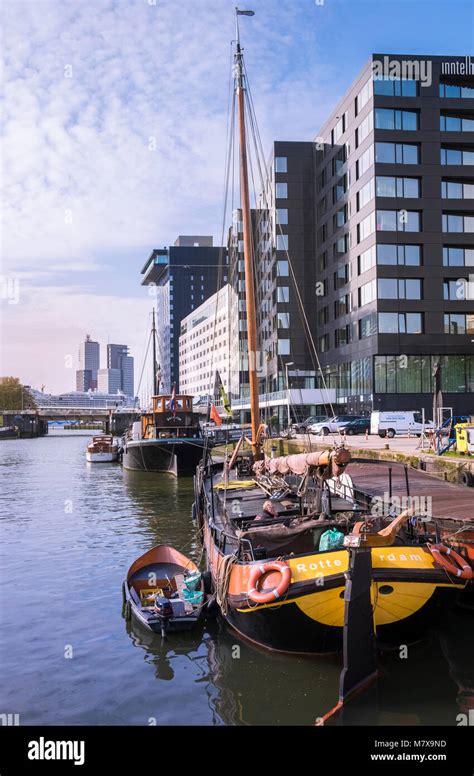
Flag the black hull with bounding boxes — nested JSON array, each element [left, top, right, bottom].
[[122, 439, 206, 476], [222, 586, 460, 655]]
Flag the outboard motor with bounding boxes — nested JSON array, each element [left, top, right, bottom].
[[154, 596, 172, 639]]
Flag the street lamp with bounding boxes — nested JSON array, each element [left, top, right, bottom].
[[285, 361, 294, 429]]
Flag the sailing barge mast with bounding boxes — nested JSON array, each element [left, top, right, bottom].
[[235, 9, 262, 461]]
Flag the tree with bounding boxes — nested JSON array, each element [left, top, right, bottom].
[[0, 378, 37, 411]]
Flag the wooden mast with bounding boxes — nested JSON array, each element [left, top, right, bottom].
[[235, 8, 262, 460], [152, 307, 158, 396]]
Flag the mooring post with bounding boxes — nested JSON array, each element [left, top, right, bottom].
[[339, 536, 378, 704], [316, 532, 378, 725]]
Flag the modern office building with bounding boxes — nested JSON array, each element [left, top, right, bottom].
[[76, 369, 92, 392], [77, 335, 100, 391], [227, 146, 336, 423], [179, 285, 231, 398], [141, 236, 227, 392], [97, 368, 122, 394], [107, 344, 134, 397], [312, 53, 474, 417]]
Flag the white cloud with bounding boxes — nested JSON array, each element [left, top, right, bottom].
[[1, 0, 340, 391]]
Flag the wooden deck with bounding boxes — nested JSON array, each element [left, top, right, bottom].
[[350, 460, 473, 522]]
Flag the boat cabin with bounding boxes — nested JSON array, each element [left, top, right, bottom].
[[141, 394, 202, 439]]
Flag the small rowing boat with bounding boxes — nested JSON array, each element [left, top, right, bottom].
[[122, 545, 208, 637], [86, 435, 119, 462]]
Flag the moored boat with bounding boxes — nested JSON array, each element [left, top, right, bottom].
[[193, 9, 470, 655], [123, 544, 208, 636], [122, 393, 209, 476], [195, 449, 470, 654], [86, 435, 119, 463]]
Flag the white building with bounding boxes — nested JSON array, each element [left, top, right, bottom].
[[97, 368, 122, 394], [179, 285, 231, 398]]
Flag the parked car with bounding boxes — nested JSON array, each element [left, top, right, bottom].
[[339, 418, 371, 436], [309, 415, 365, 436], [292, 415, 329, 433], [370, 411, 435, 438]]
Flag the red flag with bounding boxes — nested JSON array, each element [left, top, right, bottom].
[[210, 403, 222, 426]]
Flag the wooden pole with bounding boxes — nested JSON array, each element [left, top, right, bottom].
[[235, 33, 262, 460]]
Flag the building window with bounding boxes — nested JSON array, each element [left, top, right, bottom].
[[377, 244, 421, 265], [359, 313, 377, 339], [318, 252, 327, 272], [278, 339, 291, 355], [359, 278, 377, 306], [444, 278, 467, 300], [275, 156, 288, 173], [335, 206, 347, 228], [376, 176, 420, 198], [378, 278, 422, 299], [375, 108, 419, 131], [376, 209, 421, 232], [357, 179, 375, 210], [333, 147, 346, 175], [335, 294, 351, 318], [318, 306, 329, 325], [442, 213, 474, 233], [440, 82, 474, 98], [442, 180, 474, 199], [277, 287, 290, 303], [441, 147, 474, 166], [333, 175, 347, 203], [335, 325, 351, 347], [358, 212, 376, 242], [443, 246, 474, 267], [373, 77, 418, 97], [334, 265, 349, 290], [358, 245, 376, 274], [276, 208, 288, 225], [277, 312, 290, 328], [375, 142, 419, 165], [275, 182, 288, 198], [378, 312, 423, 333], [318, 334, 330, 352], [277, 259, 289, 276], [444, 313, 474, 334], [356, 112, 374, 146], [334, 235, 348, 256], [356, 79, 372, 114], [276, 234, 289, 251], [440, 114, 474, 132], [356, 145, 374, 179]]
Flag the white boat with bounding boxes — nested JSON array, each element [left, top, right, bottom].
[[86, 435, 119, 463]]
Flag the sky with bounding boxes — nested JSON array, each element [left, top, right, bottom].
[[1, 0, 473, 396]]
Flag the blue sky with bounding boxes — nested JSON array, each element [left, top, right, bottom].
[[2, 0, 473, 393]]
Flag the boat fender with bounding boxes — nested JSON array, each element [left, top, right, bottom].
[[248, 561, 291, 604], [201, 570, 213, 595], [428, 543, 474, 580]]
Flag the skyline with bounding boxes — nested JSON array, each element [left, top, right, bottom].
[[2, 0, 473, 393]]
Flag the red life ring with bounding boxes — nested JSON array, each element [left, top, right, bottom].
[[247, 560, 291, 604], [428, 543, 474, 580]]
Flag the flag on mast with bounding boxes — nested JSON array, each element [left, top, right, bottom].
[[237, 9, 255, 15], [210, 403, 222, 427], [168, 383, 177, 417], [214, 371, 232, 416]]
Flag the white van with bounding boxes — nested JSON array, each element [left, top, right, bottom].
[[370, 411, 434, 438]]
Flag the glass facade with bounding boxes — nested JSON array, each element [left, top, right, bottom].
[[375, 355, 474, 393], [375, 108, 418, 131]]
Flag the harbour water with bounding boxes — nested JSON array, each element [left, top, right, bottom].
[[1, 432, 473, 726]]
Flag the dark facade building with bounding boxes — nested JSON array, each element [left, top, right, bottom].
[[313, 53, 474, 418], [228, 143, 334, 423], [141, 236, 227, 392]]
